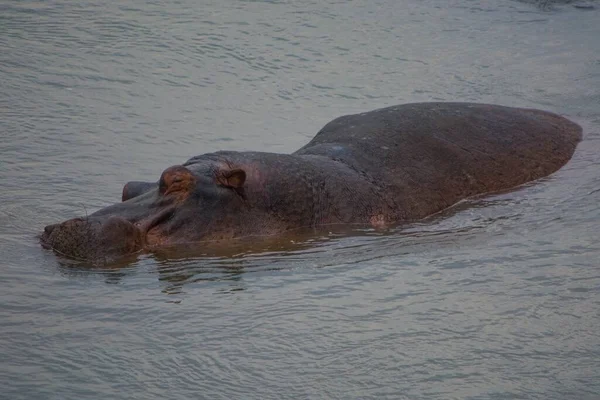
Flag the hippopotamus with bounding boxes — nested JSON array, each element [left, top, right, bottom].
[[41, 102, 582, 263]]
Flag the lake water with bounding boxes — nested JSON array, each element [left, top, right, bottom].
[[1, 0, 600, 399]]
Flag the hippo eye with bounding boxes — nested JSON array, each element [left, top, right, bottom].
[[158, 165, 196, 197]]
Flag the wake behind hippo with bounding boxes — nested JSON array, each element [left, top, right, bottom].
[[41, 103, 582, 263]]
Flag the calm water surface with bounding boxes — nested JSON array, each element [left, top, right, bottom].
[[1, 0, 600, 399]]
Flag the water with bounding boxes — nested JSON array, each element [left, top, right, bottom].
[[1, 0, 600, 398]]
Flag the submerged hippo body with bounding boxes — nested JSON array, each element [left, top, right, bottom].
[[41, 103, 582, 262]]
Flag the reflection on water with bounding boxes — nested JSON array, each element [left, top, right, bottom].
[[2, 0, 600, 399]]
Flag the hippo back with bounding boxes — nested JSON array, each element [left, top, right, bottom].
[[294, 103, 582, 220]]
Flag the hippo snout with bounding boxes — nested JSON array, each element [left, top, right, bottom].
[[41, 216, 144, 263]]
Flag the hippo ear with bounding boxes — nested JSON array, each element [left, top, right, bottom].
[[217, 168, 246, 188]]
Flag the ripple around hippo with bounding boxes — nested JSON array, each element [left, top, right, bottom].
[[40, 102, 582, 265]]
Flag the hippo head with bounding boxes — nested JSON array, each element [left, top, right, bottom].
[[40, 154, 287, 264]]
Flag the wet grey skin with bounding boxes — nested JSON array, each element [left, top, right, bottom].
[[40, 102, 582, 263]]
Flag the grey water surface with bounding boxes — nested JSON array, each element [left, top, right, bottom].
[[1, 0, 600, 399]]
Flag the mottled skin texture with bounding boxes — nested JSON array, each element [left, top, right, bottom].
[[41, 103, 582, 263]]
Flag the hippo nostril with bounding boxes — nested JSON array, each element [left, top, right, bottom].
[[44, 224, 58, 235]]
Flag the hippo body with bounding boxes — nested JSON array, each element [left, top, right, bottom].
[[41, 103, 582, 262]]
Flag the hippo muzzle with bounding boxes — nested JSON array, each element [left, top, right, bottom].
[[41, 216, 145, 262]]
